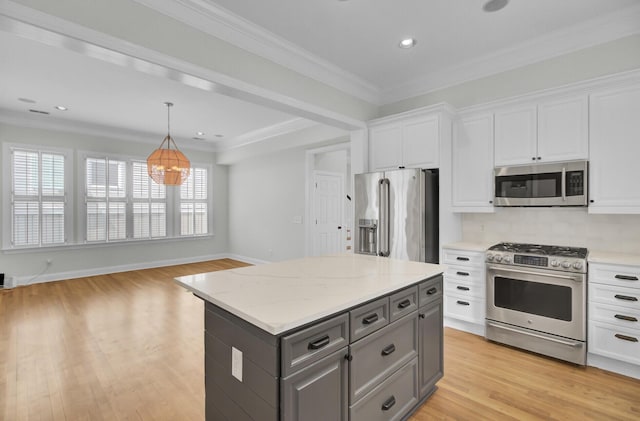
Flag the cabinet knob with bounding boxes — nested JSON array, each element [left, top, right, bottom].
[[590, 200, 594, 203], [489, 200, 493, 204], [532, 157, 536, 161], [537, 157, 541, 160]]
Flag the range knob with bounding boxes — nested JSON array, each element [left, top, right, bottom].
[[502, 256, 512, 264], [486, 253, 494, 262], [573, 262, 583, 270], [494, 255, 503, 262], [550, 260, 559, 267], [561, 261, 571, 269]]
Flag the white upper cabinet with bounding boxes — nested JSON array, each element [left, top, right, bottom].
[[452, 113, 495, 212], [494, 95, 588, 166], [369, 115, 440, 171], [589, 84, 640, 213]]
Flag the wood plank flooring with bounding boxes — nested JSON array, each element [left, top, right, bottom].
[[1, 259, 638, 420]]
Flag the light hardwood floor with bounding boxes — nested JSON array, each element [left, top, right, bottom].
[[1, 259, 638, 420]]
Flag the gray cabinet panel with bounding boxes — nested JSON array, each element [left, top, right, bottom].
[[349, 313, 418, 403], [349, 357, 419, 421], [281, 313, 349, 377], [350, 297, 390, 341], [419, 275, 443, 308], [418, 299, 443, 399], [281, 348, 349, 421], [390, 286, 418, 322]]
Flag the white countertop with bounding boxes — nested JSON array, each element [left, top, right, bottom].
[[443, 241, 492, 252], [588, 250, 640, 266], [175, 253, 445, 336]]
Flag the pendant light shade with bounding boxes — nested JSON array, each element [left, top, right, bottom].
[[147, 102, 190, 185]]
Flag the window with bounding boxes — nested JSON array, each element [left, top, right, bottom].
[[86, 157, 127, 241], [9, 148, 67, 247], [132, 161, 166, 239], [180, 167, 208, 235]]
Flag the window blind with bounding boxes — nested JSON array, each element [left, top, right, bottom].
[[180, 167, 208, 235]]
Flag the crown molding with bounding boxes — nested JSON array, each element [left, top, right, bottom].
[[132, 0, 381, 105], [216, 118, 317, 151], [382, 3, 640, 104]]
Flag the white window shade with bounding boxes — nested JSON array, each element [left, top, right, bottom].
[[132, 161, 166, 239], [180, 167, 208, 235], [85, 157, 127, 242]]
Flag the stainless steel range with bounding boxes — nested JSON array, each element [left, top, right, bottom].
[[485, 242, 588, 365]]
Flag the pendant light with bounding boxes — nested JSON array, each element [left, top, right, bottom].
[[147, 102, 191, 185]]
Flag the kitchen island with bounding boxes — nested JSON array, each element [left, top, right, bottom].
[[175, 253, 445, 421]]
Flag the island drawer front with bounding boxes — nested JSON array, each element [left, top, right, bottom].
[[350, 297, 390, 342], [349, 357, 418, 421], [389, 286, 418, 322], [418, 276, 443, 308], [282, 313, 349, 377], [349, 314, 418, 403]]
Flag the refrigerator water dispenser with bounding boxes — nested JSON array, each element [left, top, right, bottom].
[[358, 219, 378, 255]]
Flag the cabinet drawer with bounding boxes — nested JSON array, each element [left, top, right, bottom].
[[389, 286, 418, 322], [350, 358, 418, 421], [444, 266, 485, 285], [350, 314, 418, 403], [282, 313, 349, 377], [444, 294, 485, 324], [442, 249, 485, 267], [444, 278, 484, 299], [418, 276, 443, 308], [589, 283, 640, 311], [350, 297, 390, 342], [589, 302, 640, 329], [589, 321, 640, 366], [590, 264, 640, 290]]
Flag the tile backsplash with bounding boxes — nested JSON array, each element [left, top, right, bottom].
[[462, 208, 640, 254]]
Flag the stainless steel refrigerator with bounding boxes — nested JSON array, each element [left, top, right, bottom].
[[354, 168, 439, 263]]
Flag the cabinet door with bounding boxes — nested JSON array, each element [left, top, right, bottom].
[[281, 348, 348, 421], [370, 125, 402, 171], [452, 113, 494, 212], [589, 84, 640, 213], [403, 117, 439, 169], [537, 95, 588, 162], [494, 105, 537, 166], [418, 299, 443, 399]]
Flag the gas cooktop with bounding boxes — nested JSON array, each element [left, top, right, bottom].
[[486, 242, 588, 273]]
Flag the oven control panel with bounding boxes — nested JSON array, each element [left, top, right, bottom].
[[486, 252, 586, 273], [514, 254, 547, 267]]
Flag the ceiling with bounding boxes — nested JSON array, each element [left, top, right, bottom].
[[1, 0, 639, 151]]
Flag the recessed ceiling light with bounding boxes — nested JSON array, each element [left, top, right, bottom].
[[483, 0, 509, 12], [196, 131, 205, 136], [18, 97, 36, 104], [399, 38, 417, 49], [54, 105, 68, 111]]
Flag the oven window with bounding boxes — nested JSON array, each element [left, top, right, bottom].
[[494, 276, 572, 321]]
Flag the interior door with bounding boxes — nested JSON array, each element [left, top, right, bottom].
[[313, 171, 344, 256]]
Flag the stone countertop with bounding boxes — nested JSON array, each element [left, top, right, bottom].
[[588, 250, 640, 266], [175, 253, 445, 336], [442, 241, 493, 252]]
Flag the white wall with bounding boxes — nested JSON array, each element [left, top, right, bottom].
[[227, 147, 307, 262], [462, 208, 640, 254], [0, 122, 228, 286]]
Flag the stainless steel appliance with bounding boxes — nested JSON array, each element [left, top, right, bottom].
[[494, 160, 588, 207], [485, 242, 588, 365], [354, 168, 439, 263]]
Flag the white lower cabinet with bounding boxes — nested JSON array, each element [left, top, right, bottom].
[[442, 247, 486, 335], [588, 261, 640, 374]]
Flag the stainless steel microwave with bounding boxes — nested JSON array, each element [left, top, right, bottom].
[[494, 160, 588, 207]]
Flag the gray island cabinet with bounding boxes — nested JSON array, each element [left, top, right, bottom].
[[175, 254, 444, 421]]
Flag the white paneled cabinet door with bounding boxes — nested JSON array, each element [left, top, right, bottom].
[[313, 172, 344, 255], [537, 95, 588, 162], [403, 117, 439, 169], [452, 113, 494, 212], [589, 84, 640, 213], [370, 125, 402, 171], [494, 105, 537, 166]]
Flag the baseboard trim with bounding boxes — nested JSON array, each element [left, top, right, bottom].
[[226, 254, 271, 266], [587, 353, 640, 380]]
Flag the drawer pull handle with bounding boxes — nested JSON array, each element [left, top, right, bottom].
[[381, 344, 396, 356], [362, 313, 379, 325], [456, 300, 470, 306], [456, 286, 470, 291], [381, 396, 396, 411], [456, 257, 470, 261], [397, 299, 411, 309], [615, 294, 638, 302], [456, 271, 470, 276], [614, 334, 638, 343], [615, 274, 639, 281], [426, 287, 438, 295], [307, 335, 330, 350], [615, 314, 638, 322]]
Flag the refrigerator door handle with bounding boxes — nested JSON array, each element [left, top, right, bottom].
[[379, 178, 390, 257]]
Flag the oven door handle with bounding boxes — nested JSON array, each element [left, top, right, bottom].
[[487, 265, 582, 282], [487, 322, 583, 348]]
